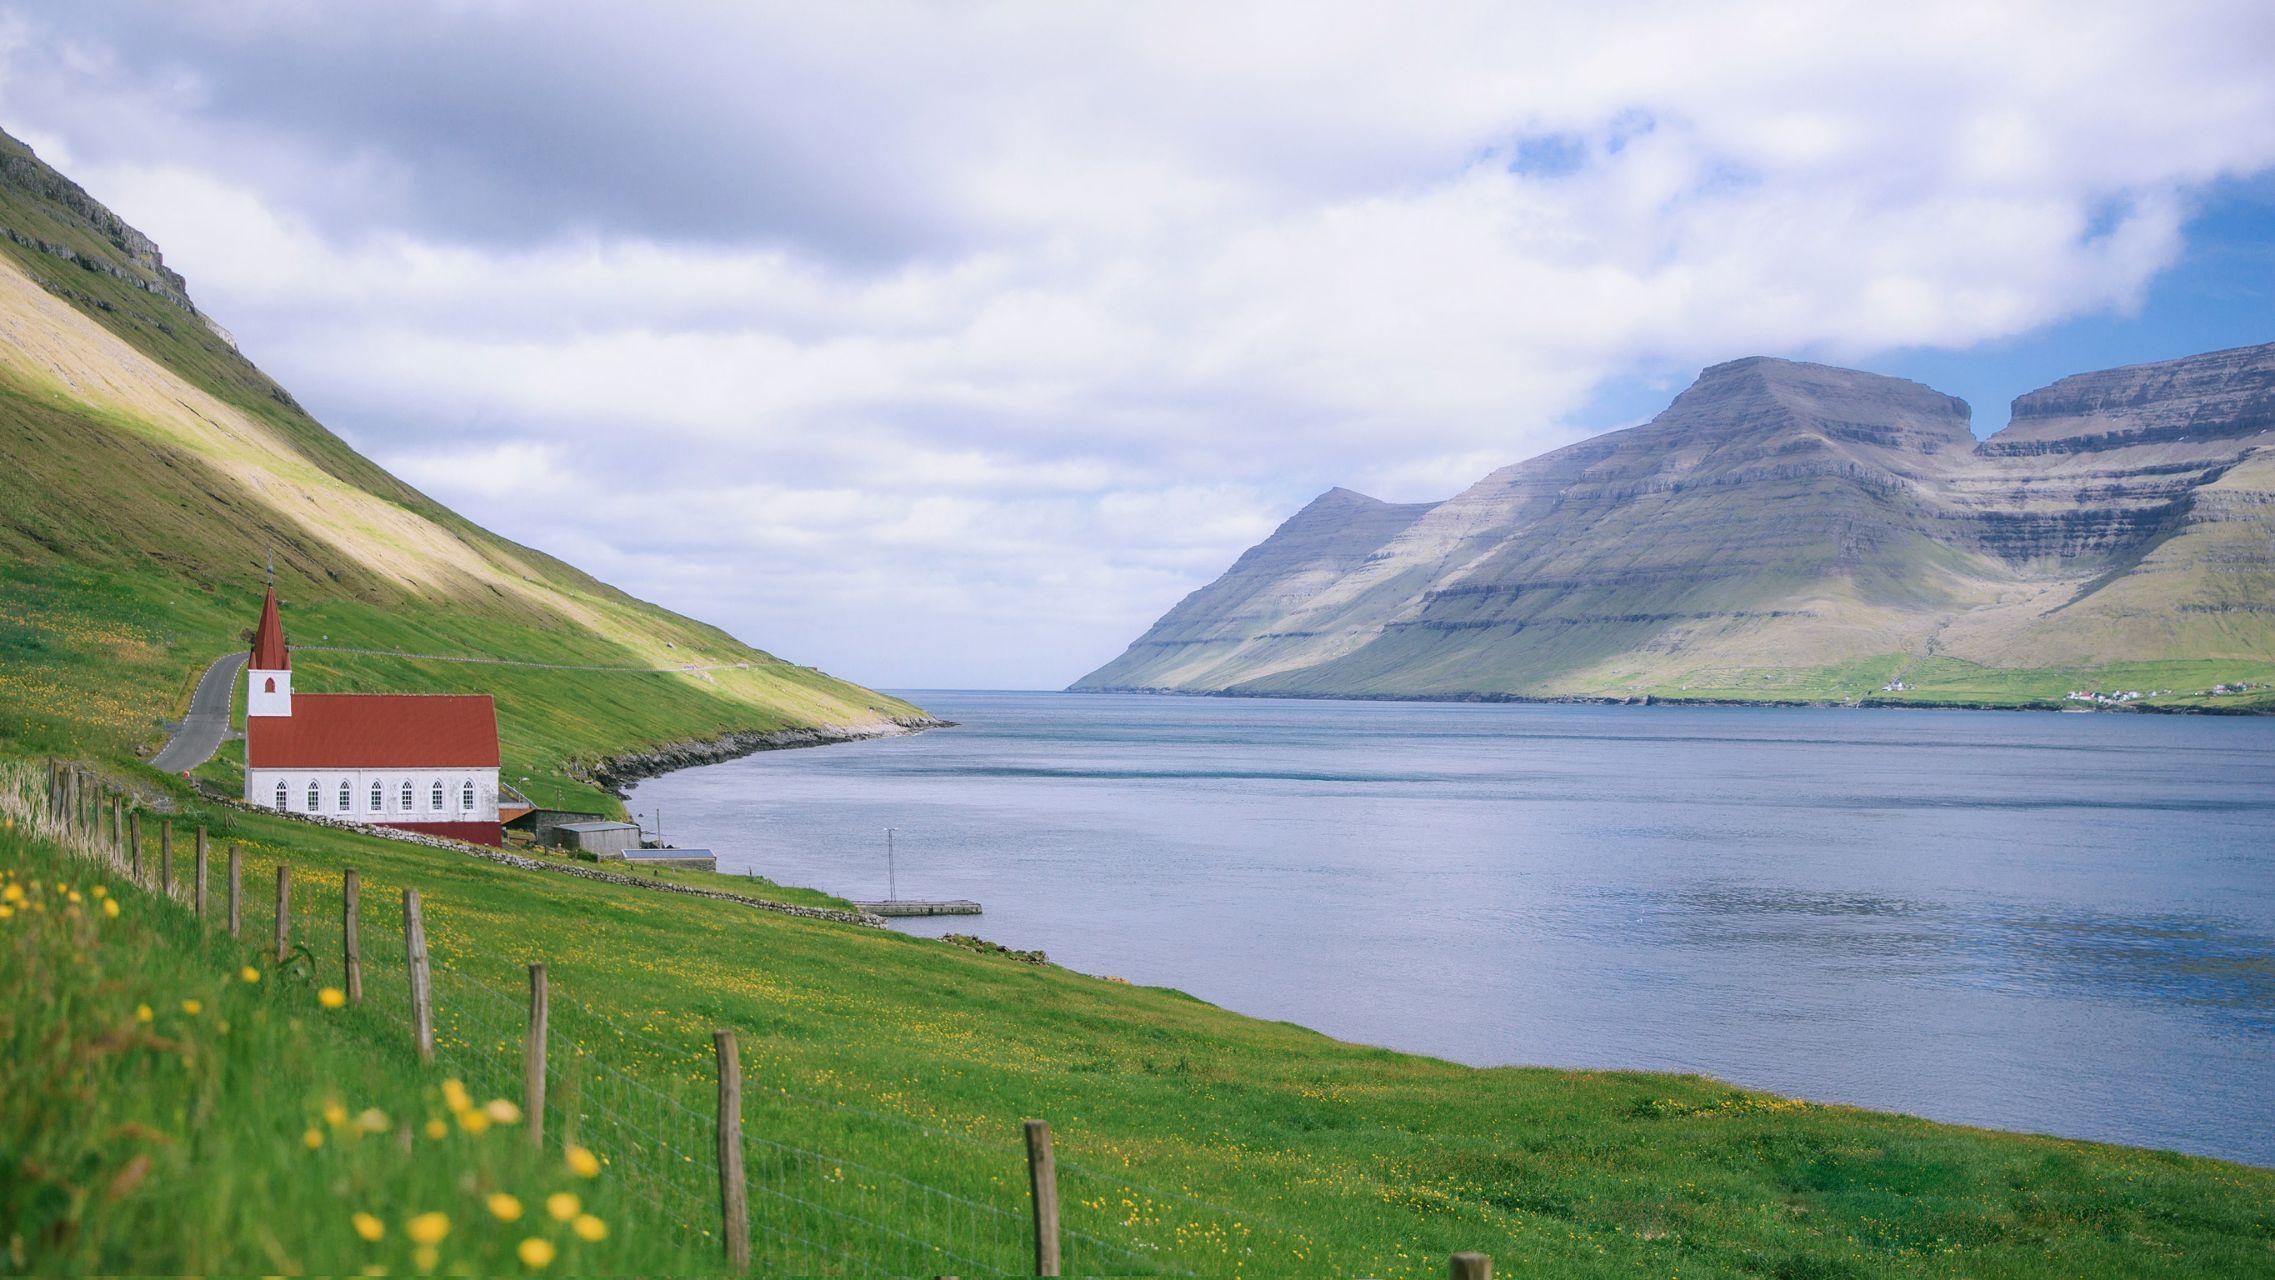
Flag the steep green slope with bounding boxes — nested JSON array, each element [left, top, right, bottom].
[[0, 129, 927, 806], [1078, 351, 2275, 709]]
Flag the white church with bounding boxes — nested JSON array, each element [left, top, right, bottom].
[[240, 587, 509, 846]]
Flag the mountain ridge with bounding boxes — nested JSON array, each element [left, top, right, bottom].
[[1076, 346, 2275, 709]]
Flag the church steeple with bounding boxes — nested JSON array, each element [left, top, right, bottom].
[[251, 585, 289, 670], [246, 585, 293, 718]]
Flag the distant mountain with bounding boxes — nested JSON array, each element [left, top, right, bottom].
[[1075, 347, 2275, 708], [0, 127, 927, 800]]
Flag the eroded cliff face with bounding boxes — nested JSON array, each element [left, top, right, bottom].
[[1075, 344, 2275, 698]]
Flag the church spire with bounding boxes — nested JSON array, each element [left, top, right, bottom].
[[250, 585, 290, 671]]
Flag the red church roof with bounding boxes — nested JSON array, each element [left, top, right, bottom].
[[246, 694, 500, 768], [250, 586, 289, 670]]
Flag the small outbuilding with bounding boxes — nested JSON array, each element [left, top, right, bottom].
[[623, 847, 718, 873], [549, 819, 641, 859]]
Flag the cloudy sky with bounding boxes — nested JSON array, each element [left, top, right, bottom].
[[5, 1, 2274, 689]]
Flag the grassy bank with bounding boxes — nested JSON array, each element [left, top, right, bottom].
[[7, 761, 2270, 1277]]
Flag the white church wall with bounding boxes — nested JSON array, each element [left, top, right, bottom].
[[243, 767, 501, 823]]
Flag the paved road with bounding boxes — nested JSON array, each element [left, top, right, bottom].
[[151, 651, 246, 773]]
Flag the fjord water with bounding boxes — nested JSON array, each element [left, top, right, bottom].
[[628, 693, 2275, 1165]]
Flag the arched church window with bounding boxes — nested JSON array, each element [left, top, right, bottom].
[[338, 781, 352, 812], [264, 677, 276, 693], [370, 781, 384, 811], [400, 781, 414, 809], [306, 781, 320, 812], [460, 780, 476, 810], [274, 780, 288, 809], [430, 781, 445, 811]]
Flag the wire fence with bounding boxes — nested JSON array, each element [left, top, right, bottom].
[[4, 760, 1345, 1277]]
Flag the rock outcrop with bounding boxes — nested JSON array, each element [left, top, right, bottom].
[[1076, 344, 2275, 700]]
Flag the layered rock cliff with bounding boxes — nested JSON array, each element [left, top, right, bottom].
[[1075, 344, 2275, 703]]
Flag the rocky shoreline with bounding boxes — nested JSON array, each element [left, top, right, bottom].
[[582, 714, 955, 797], [1076, 686, 2272, 715]]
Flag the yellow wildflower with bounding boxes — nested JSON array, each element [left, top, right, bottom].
[[570, 1214, 606, 1243], [240, 966, 262, 984], [482, 1098, 522, 1125], [564, 1146, 601, 1178], [486, 1193, 524, 1222], [89, 885, 106, 898], [0, 906, 12, 920], [405, 1211, 450, 1245], [304, 1127, 324, 1150], [181, 999, 202, 1016], [102, 898, 120, 918], [422, 1117, 448, 1141], [545, 1192, 579, 1222], [457, 1108, 492, 1135], [351, 1211, 386, 1241], [516, 1238, 555, 1269], [135, 1004, 153, 1023], [65, 890, 80, 904], [440, 1078, 472, 1114], [323, 1101, 349, 1127], [318, 987, 347, 1009]]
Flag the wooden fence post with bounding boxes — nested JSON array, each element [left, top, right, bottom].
[[128, 812, 142, 884], [343, 870, 362, 1004], [714, 1030, 749, 1271], [1025, 1119, 1061, 1277], [194, 827, 209, 919], [526, 964, 549, 1149], [1449, 1252, 1492, 1280], [159, 822, 174, 899], [227, 844, 242, 937], [111, 798, 124, 868], [64, 768, 79, 834], [274, 865, 292, 963], [405, 889, 434, 1063]]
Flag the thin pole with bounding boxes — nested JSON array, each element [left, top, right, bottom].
[[405, 889, 433, 1063], [227, 844, 242, 937], [159, 822, 172, 899], [714, 1030, 749, 1270], [1025, 1119, 1060, 1277], [274, 864, 291, 963], [526, 964, 549, 1149], [193, 826, 208, 919], [343, 870, 363, 1004], [886, 827, 898, 903]]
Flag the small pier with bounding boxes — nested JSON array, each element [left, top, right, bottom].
[[855, 899, 981, 918]]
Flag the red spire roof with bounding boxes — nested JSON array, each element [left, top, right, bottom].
[[250, 586, 289, 670]]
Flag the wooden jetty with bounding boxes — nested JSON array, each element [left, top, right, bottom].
[[854, 899, 981, 918]]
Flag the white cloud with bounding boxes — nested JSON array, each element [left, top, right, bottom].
[[2, 1, 2272, 686]]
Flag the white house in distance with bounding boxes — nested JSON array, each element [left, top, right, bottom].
[[240, 587, 508, 846]]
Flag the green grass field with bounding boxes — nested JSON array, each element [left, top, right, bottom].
[[5, 760, 2270, 1277]]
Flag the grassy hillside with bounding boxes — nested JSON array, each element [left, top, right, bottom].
[[7, 763, 2271, 1277], [0, 129, 925, 810]]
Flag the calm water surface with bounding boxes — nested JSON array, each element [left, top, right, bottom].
[[628, 693, 2275, 1165]]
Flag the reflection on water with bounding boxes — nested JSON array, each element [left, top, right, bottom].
[[630, 693, 2275, 1165]]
